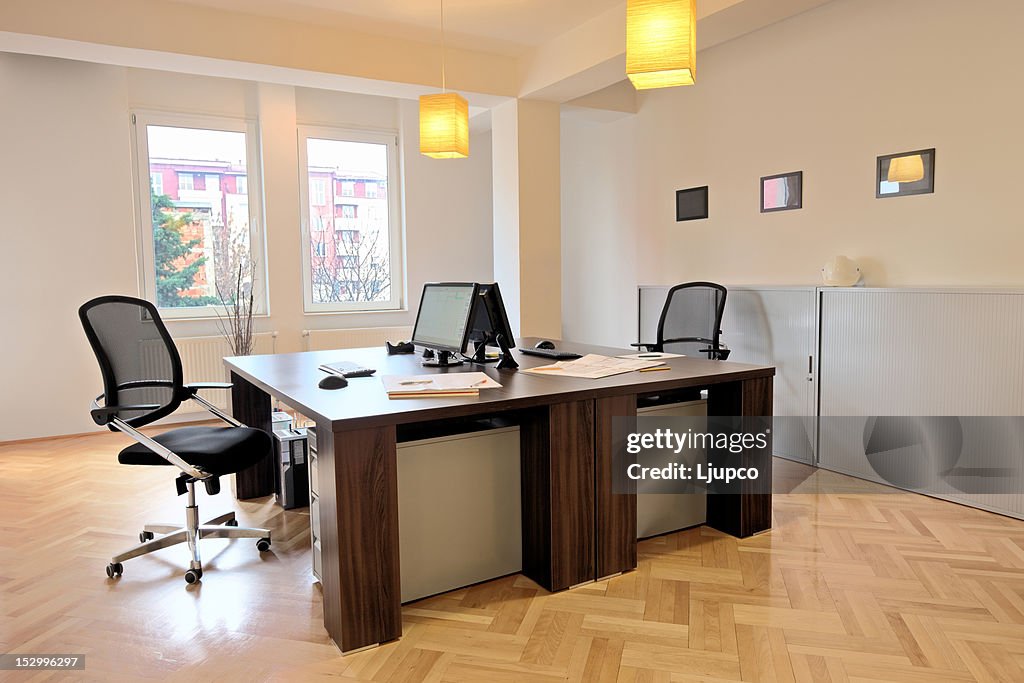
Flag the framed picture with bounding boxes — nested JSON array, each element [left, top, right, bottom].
[[876, 148, 935, 198], [676, 186, 709, 222], [760, 171, 803, 213]]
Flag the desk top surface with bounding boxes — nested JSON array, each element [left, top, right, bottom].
[[224, 338, 774, 431]]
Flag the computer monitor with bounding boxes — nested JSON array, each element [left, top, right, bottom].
[[466, 282, 516, 365], [411, 282, 478, 367]]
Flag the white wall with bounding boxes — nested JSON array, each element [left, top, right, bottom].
[[0, 54, 493, 441], [561, 0, 1024, 347]]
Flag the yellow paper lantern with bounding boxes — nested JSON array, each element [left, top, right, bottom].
[[419, 93, 469, 159], [887, 154, 925, 183], [626, 0, 697, 90]]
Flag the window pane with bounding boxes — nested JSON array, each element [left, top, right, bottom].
[[305, 138, 391, 305], [146, 125, 252, 309]]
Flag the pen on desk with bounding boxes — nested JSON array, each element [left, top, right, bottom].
[[637, 353, 662, 358], [469, 379, 489, 388], [638, 366, 671, 372], [400, 379, 433, 385]]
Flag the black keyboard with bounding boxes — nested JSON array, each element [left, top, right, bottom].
[[519, 348, 582, 360]]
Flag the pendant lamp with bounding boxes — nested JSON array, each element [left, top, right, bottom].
[[626, 0, 697, 90], [420, 0, 469, 158]]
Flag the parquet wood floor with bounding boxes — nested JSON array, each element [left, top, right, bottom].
[[4, 428, 1024, 681]]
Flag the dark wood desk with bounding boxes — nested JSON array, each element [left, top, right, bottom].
[[225, 339, 774, 652]]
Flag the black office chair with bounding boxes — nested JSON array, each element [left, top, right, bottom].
[[79, 295, 272, 584], [635, 282, 731, 360]]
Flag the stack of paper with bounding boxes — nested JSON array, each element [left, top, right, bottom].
[[521, 354, 665, 379], [381, 372, 502, 399]]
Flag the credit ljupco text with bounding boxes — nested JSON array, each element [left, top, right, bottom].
[[624, 428, 768, 484]]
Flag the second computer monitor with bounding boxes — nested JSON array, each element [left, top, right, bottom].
[[467, 283, 516, 350]]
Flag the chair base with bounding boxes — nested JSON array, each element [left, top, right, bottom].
[[106, 486, 272, 584]]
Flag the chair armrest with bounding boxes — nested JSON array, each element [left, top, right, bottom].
[[90, 404, 161, 425], [186, 382, 233, 396]]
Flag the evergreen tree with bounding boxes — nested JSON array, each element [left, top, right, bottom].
[[151, 191, 216, 307]]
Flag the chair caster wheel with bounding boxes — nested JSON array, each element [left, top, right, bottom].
[[140, 531, 154, 543], [226, 519, 238, 527], [184, 568, 203, 584], [256, 538, 271, 552], [106, 562, 123, 578]]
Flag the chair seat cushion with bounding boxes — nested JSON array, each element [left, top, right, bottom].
[[118, 426, 271, 476]]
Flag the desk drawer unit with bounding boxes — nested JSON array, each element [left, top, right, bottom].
[[636, 400, 707, 538], [397, 426, 522, 603]]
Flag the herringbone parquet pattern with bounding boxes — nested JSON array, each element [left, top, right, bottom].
[[4, 428, 1024, 681]]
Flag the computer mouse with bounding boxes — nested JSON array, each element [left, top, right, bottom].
[[535, 340, 556, 350], [318, 375, 349, 390]]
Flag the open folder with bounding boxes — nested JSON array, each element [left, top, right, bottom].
[[381, 372, 502, 398]]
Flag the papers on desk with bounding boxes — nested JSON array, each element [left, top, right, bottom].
[[381, 372, 502, 399], [522, 353, 665, 379], [615, 352, 685, 360]]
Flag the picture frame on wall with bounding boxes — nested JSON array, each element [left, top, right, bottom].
[[760, 171, 803, 213], [876, 148, 935, 198], [676, 185, 709, 221]]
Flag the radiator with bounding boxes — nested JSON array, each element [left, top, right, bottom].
[[303, 326, 412, 352], [176, 332, 277, 410]]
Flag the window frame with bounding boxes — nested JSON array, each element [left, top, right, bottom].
[[130, 109, 268, 320], [297, 125, 404, 314]]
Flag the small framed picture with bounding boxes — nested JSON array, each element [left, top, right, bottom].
[[876, 148, 935, 198], [760, 171, 802, 213], [676, 186, 709, 222]]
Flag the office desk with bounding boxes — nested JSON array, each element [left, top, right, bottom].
[[225, 339, 774, 652]]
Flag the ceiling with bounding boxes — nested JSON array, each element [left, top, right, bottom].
[[171, 0, 626, 56]]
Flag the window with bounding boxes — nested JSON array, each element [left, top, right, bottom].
[[131, 110, 266, 318], [310, 177, 327, 206], [298, 126, 402, 313], [150, 172, 163, 196], [365, 181, 377, 198]]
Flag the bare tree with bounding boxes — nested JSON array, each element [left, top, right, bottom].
[[310, 228, 391, 304], [212, 213, 257, 357]]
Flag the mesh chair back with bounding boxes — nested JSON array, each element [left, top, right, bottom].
[[79, 295, 185, 428], [657, 282, 728, 357]]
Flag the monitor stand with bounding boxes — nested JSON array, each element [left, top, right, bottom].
[[422, 350, 464, 367], [495, 333, 519, 370]]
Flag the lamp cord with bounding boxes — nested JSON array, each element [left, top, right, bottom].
[[440, 0, 447, 93]]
